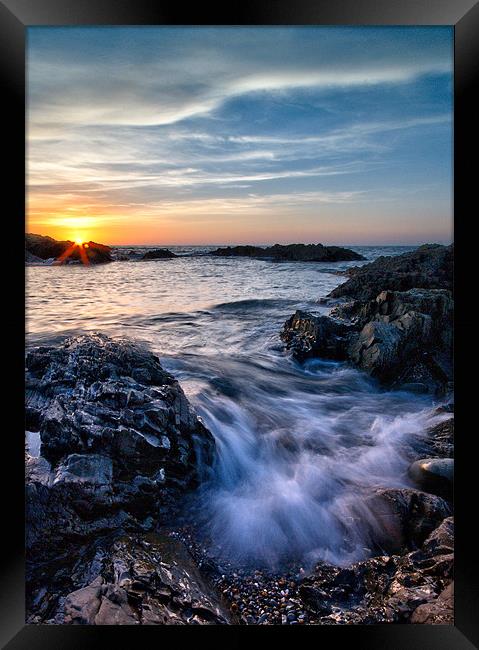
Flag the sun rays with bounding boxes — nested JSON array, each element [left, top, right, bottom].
[[55, 240, 101, 265]]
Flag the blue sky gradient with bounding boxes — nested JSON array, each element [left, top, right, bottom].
[[27, 27, 453, 245]]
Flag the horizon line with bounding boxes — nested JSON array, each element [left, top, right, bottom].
[[107, 240, 452, 247]]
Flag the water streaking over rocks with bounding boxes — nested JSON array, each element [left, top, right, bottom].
[[170, 353, 447, 567], [26, 245, 444, 568], [26, 244, 454, 624]]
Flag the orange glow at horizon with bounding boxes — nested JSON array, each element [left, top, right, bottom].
[[26, 194, 453, 247]]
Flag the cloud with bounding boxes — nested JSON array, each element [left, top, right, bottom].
[[26, 27, 453, 244], [28, 27, 452, 128]]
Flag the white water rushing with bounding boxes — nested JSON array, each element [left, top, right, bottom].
[[26, 245, 449, 567]]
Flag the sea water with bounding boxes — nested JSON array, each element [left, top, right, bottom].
[[26, 246, 449, 566]]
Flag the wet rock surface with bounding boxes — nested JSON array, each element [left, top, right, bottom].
[[363, 488, 451, 554], [282, 247, 453, 396], [328, 244, 453, 301], [296, 516, 453, 624], [26, 329, 454, 625], [423, 417, 454, 458], [408, 458, 453, 499], [37, 533, 231, 625], [210, 243, 365, 262], [26, 334, 218, 623], [280, 310, 355, 360]]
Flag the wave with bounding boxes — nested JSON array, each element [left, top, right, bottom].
[[211, 298, 298, 312], [178, 354, 446, 568]]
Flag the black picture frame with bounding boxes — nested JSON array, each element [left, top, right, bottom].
[[2, 1, 477, 647]]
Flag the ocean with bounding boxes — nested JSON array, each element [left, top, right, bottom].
[[25, 245, 449, 567]]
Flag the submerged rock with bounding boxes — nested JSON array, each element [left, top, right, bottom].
[[211, 243, 365, 262], [141, 249, 178, 260]]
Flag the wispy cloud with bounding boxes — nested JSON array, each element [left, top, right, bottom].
[[27, 27, 453, 244]]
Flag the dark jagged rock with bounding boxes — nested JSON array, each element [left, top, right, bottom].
[[211, 243, 365, 262], [25, 249, 45, 264], [423, 418, 454, 459], [328, 244, 453, 301], [25, 334, 218, 623], [26, 233, 71, 260], [340, 288, 453, 340], [282, 286, 453, 395], [141, 249, 178, 260], [364, 488, 451, 554], [347, 289, 453, 389], [280, 310, 355, 360], [25, 333, 214, 521], [26, 233, 112, 264], [78, 241, 112, 264], [297, 517, 454, 624], [410, 582, 454, 624], [33, 533, 230, 625], [421, 516, 454, 556]]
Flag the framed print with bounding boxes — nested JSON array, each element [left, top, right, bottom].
[[1, 0, 478, 648]]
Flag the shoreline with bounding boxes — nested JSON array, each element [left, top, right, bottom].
[[25, 244, 454, 625]]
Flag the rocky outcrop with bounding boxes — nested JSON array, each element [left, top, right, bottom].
[[422, 418, 454, 459], [25, 249, 45, 264], [280, 247, 455, 624], [211, 243, 365, 262], [328, 244, 453, 301], [25, 233, 112, 264], [26, 233, 71, 260], [364, 487, 451, 554], [26, 334, 214, 531], [26, 334, 218, 623], [142, 249, 178, 260], [31, 533, 230, 625], [410, 582, 454, 624], [282, 285, 453, 395], [297, 516, 454, 624], [281, 311, 355, 360], [347, 288, 453, 389]]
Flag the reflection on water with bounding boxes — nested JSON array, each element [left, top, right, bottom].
[[26, 246, 446, 566]]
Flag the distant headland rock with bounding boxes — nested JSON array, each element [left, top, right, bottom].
[[141, 249, 178, 260], [210, 243, 366, 262], [25, 233, 112, 264]]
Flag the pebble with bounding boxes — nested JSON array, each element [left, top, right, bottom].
[[170, 524, 308, 626]]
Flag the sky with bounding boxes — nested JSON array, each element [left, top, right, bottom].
[[27, 27, 453, 246]]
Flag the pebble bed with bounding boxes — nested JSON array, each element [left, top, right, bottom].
[[169, 526, 323, 625]]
